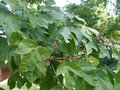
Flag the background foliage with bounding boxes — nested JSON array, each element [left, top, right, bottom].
[[66, 0, 120, 40], [0, 0, 120, 90]]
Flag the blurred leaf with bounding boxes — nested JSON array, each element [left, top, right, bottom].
[[3, 0, 26, 11], [60, 27, 71, 43], [90, 56, 99, 66], [114, 83, 120, 90], [84, 42, 98, 55], [0, 37, 9, 67], [9, 32, 24, 48], [19, 47, 50, 82], [61, 39, 77, 54], [74, 76, 86, 90], [29, 14, 53, 29], [115, 70, 120, 84], [5, 14, 21, 37], [74, 15, 86, 25], [51, 85, 62, 90], [45, 0, 56, 6], [71, 27, 83, 42], [99, 48, 109, 58], [8, 73, 18, 89], [26, 81, 32, 89], [16, 39, 38, 54], [0, 3, 10, 25], [85, 43, 92, 55]]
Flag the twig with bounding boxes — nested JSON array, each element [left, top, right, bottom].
[[97, 21, 107, 42], [50, 63, 63, 89]]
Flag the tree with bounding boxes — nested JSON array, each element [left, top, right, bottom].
[[0, 0, 120, 90], [66, 0, 120, 40], [66, 0, 108, 30]]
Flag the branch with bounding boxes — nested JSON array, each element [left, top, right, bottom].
[[50, 63, 63, 88]]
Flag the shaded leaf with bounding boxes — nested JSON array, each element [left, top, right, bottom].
[[29, 14, 52, 29], [0, 3, 10, 25], [0, 37, 9, 67], [71, 27, 83, 42], [8, 73, 19, 89], [5, 14, 21, 37], [61, 39, 77, 54], [26, 81, 32, 89], [115, 70, 120, 84]]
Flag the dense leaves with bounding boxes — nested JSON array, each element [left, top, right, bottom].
[[0, 0, 120, 90]]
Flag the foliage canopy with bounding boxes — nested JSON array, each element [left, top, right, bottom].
[[0, 0, 120, 90]]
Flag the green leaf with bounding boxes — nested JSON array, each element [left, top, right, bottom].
[[8, 72, 18, 89], [16, 39, 38, 54], [14, 54, 20, 67], [106, 68, 115, 85], [45, 0, 56, 6], [57, 62, 81, 89], [26, 81, 32, 89], [29, 14, 53, 29], [99, 48, 109, 58], [95, 76, 113, 90], [71, 27, 83, 42], [9, 32, 24, 48], [89, 43, 98, 51], [74, 76, 86, 90], [19, 47, 50, 81], [7, 49, 18, 74], [25, 67, 43, 82], [49, 8, 65, 20], [114, 83, 120, 90], [81, 27, 93, 42], [40, 68, 57, 90], [27, 26, 48, 42], [84, 42, 98, 55], [57, 62, 83, 77], [17, 76, 24, 89], [74, 15, 86, 25], [50, 28, 63, 40], [57, 61, 98, 88], [61, 39, 77, 54], [60, 27, 71, 43], [19, 50, 38, 73], [0, 37, 9, 67], [90, 56, 99, 66], [86, 27, 99, 36], [116, 61, 120, 70], [38, 47, 51, 58], [115, 70, 120, 84], [0, 3, 10, 25], [5, 14, 21, 37], [3, 0, 26, 11], [85, 43, 93, 55], [80, 61, 113, 90], [51, 85, 62, 90], [81, 68, 98, 87]]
